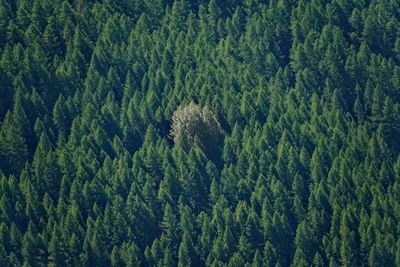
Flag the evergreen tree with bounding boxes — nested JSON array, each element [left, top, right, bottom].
[[0, 1, 399, 266]]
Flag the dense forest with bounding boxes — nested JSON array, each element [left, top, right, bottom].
[[0, 0, 400, 266]]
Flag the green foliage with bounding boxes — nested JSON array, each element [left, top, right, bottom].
[[0, 0, 399, 266]]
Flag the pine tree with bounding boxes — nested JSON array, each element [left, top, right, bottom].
[[0, 111, 28, 175], [21, 224, 41, 266], [295, 220, 317, 262], [111, 246, 123, 267], [48, 226, 65, 267], [178, 231, 197, 267]]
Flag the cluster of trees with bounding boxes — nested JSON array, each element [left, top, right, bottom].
[[0, 0, 399, 266]]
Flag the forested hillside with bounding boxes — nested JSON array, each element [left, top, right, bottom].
[[0, 0, 400, 266]]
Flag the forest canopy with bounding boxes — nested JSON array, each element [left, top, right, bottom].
[[0, 0, 399, 266]]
